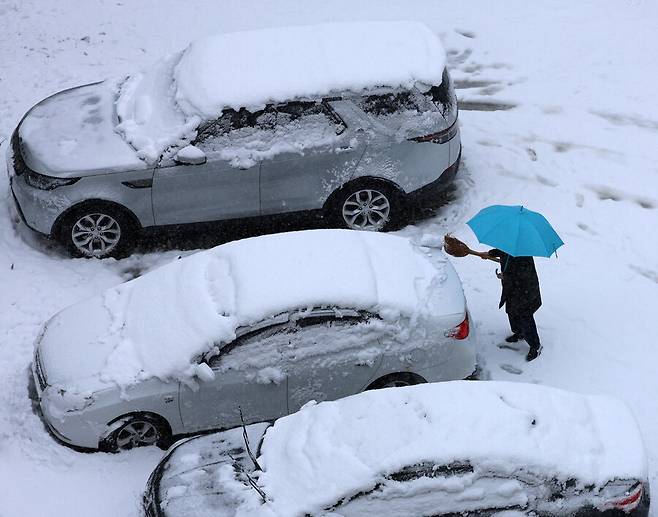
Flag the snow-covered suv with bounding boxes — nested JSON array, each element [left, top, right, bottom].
[[7, 21, 460, 258]]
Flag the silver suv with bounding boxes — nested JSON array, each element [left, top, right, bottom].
[[7, 69, 460, 258]]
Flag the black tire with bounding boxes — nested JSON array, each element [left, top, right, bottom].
[[327, 180, 405, 232], [366, 372, 427, 390], [59, 203, 137, 259], [100, 414, 171, 453]]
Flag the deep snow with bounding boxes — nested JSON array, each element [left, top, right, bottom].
[[1, 1, 657, 516]]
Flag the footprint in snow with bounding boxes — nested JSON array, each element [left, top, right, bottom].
[[499, 364, 523, 375], [455, 29, 476, 39]]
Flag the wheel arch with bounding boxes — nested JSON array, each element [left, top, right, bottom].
[[99, 411, 173, 449], [365, 371, 427, 391], [51, 198, 142, 240], [322, 176, 406, 213]]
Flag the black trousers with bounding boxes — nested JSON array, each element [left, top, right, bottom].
[[507, 310, 541, 350]]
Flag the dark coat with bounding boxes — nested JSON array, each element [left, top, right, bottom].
[[489, 249, 542, 315]]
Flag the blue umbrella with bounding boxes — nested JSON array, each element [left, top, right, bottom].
[[466, 205, 564, 257]]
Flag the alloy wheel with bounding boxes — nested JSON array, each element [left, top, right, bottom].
[[71, 213, 121, 257], [342, 189, 391, 231], [115, 420, 159, 450]]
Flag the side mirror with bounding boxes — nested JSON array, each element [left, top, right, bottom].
[[175, 145, 207, 165]]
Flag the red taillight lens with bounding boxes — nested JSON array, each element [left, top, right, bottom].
[[409, 121, 459, 144], [606, 483, 643, 512], [447, 314, 469, 340]]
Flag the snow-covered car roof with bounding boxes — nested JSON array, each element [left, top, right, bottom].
[[37, 230, 464, 394], [116, 21, 446, 163], [259, 381, 647, 515], [152, 381, 647, 517]]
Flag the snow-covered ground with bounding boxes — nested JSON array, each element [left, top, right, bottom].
[[1, 1, 657, 515]]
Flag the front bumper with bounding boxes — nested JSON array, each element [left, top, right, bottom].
[[30, 361, 100, 450], [10, 173, 67, 236]]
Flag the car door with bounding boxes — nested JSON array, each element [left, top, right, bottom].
[[259, 100, 367, 214], [285, 310, 384, 414], [151, 109, 269, 225], [177, 317, 290, 434]]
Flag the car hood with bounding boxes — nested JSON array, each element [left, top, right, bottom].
[[152, 424, 271, 517], [18, 80, 147, 178]]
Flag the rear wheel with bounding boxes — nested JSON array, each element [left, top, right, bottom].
[[367, 372, 427, 390], [329, 181, 404, 231], [59, 204, 136, 259]]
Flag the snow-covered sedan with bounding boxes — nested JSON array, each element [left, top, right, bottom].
[[31, 230, 476, 452], [7, 21, 460, 259], [143, 381, 650, 517]]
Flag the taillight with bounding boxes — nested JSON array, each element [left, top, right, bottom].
[[605, 482, 643, 513], [447, 314, 469, 340], [409, 121, 459, 144]]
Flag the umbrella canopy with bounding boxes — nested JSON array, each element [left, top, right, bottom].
[[466, 205, 564, 257]]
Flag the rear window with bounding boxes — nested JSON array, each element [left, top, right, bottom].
[[357, 88, 437, 118]]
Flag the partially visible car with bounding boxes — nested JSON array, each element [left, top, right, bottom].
[[31, 229, 476, 452], [7, 21, 460, 258], [144, 381, 650, 517]]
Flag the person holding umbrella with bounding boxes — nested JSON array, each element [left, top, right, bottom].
[[444, 205, 563, 362]]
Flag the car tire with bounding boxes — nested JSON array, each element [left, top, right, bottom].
[[100, 414, 171, 453], [59, 203, 136, 259], [366, 372, 427, 390], [328, 180, 405, 232]]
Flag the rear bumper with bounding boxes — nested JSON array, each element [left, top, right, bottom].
[[405, 146, 462, 210]]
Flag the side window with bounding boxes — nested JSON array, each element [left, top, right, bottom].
[[209, 321, 293, 370], [273, 101, 346, 142], [190, 102, 344, 166], [285, 311, 385, 362], [194, 107, 277, 150], [355, 87, 444, 140], [358, 91, 422, 116]]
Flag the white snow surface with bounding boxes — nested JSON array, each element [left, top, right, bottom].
[[257, 381, 647, 515], [2, 2, 658, 516], [174, 21, 446, 117], [37, 229, 463, 393]]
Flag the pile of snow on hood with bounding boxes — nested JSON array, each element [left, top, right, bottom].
[[37, 230, 462, 394]]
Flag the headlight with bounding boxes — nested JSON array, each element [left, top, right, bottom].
[[24, 169, 80, 190], [42, 386, 94, 418]]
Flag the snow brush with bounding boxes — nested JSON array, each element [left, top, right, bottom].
[[443, 234, 480, 258]]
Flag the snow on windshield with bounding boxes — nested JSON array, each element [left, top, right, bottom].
[[115, 52, 200, 164]]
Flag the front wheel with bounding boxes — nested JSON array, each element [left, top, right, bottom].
[[59, 205, 136, 259], [100, 414, 171, 453], [330, 183, 404, 232]]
